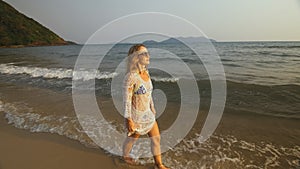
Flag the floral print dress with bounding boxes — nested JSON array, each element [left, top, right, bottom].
[[123, 71, 155, 135]]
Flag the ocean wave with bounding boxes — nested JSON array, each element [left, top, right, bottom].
[[221, 58, 234, 62], [240, 44, 300, 49], [255, 52, 300, 58], [151, 76, 179, 83], [0, 64, 192, 83], [271, 53, 300, 58], [223, 63, 242, 67], [0, 99, 98, 148], [0, 64, 117, 81], [265, 45, 300, 49]]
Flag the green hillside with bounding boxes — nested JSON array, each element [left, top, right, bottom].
[[0, 0, 70, 47]]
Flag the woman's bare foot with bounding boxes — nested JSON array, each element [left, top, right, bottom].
[[123, 156, 136, 165], [154, 163, 170, 169]]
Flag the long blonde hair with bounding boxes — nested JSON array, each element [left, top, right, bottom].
[[126, 44, 146, 73]]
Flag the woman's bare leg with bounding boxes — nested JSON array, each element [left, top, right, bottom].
[[148, 122, 169, 169], [122, 133, 140, 164]]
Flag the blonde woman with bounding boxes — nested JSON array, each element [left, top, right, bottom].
[[122, 44, 170, 169]]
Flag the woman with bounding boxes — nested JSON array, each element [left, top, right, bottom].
[[122, 44, 170, 169]]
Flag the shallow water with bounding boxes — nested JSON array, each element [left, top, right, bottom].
[[0, 42, 300, 168]]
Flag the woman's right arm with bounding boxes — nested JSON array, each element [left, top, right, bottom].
[[123, 73, 135, 132]]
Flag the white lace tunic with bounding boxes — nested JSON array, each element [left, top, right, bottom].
[[123, 71, 155, 135]]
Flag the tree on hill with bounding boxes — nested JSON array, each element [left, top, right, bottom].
[[0, 0, 70, 47]]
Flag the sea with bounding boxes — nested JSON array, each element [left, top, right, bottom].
[[0, 41, 299, 169]]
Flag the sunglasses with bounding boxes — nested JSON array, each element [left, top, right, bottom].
[[138, 52, 150, 57]]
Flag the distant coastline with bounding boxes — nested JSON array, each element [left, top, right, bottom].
[[0, 41, 77, 48], [90, 36, 218, 46]]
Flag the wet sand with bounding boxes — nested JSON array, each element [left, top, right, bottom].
[[0, 112, 116, 169]]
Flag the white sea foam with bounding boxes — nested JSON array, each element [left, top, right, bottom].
[[0, 99, 98, 148], [0, 64, 117, 81], [151, 76, 179, 82]]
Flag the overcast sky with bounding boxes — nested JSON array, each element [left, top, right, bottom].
[[4, 0, 300, 43]]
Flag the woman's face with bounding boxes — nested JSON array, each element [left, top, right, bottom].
[[137, 47, 150, 66]]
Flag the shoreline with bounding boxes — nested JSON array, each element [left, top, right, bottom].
[[0, 112, 116, 169], [1, 107, 299, 169], [0, 42, 78, 49]]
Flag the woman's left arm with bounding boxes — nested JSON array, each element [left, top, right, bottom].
[[150, 96, 157, 115], [148, 70, 156, 115]]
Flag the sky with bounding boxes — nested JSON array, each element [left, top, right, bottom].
[[4, 0, 300, 43]]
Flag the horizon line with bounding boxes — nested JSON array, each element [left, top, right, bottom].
[[71, 39, 300, 45]]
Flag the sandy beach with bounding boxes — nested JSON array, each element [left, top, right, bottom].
[[0, 112, 117, 169]]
